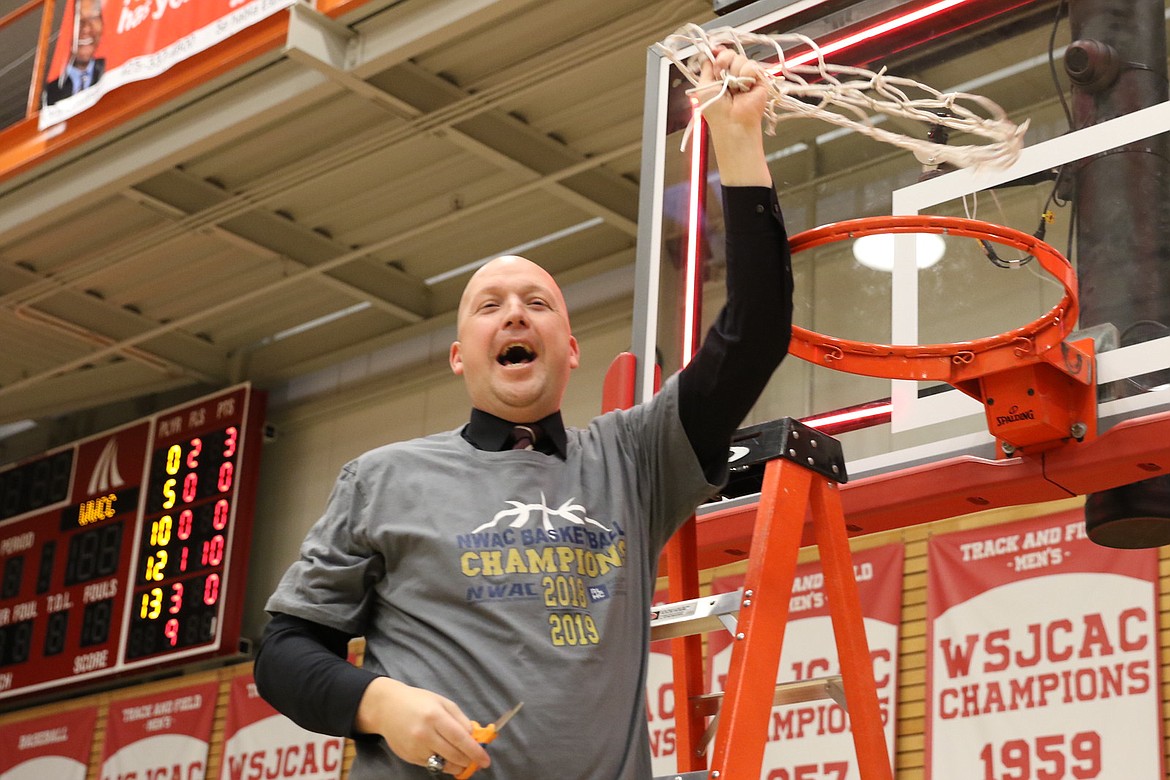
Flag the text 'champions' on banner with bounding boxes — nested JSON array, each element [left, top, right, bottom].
[[646, 543, 904, 779], [926, 509, 1163, 780]]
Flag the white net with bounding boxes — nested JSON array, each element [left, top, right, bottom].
[[655, 23, 1028, 170]]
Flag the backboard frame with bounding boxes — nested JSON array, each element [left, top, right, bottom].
[[635, 0, 1170, 484]]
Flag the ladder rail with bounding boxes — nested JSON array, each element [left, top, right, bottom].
[[660, 416, 894, 780]]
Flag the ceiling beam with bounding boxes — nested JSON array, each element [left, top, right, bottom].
[[342, 0, 541, 77], [286, 6, 640, 236], [129, 172, 430, 322], [0, 255, 226, 384], [0, 360, 204, 425]]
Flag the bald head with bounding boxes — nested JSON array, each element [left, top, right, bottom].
[[450, 255, 579, 421], [457, 256, 570, 333]]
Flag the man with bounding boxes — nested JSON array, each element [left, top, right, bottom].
[[44, 0, 106, 106], [255, 47, 792, 779]]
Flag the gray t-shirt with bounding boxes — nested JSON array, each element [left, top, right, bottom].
[[266, 375, 720, 779]]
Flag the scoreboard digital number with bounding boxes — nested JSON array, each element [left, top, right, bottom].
[[0, 385, 265, 702]]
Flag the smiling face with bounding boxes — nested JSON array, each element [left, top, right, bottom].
[[450, 256, 579, 422], [74, 0, 103, 67]]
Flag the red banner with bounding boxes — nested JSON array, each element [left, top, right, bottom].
[[99, 679, 218, 780], [647, 544, 903, 778], [39, 0, 295, 128], [926, 509, 1163, 779], [218, 673, 344, 780], [0, 706, 97, 780]]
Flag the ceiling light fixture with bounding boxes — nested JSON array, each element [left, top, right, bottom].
[[0, 419, 37, 441], [267, 301, 372, 344], [424, 217, 604, 287], [852, 232, 946, 272]]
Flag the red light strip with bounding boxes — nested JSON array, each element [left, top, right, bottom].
[[786, 0, 976, 67], [682, 0, 980, 377], [802, 401, 892, 435], [682, 102, 707, 367]]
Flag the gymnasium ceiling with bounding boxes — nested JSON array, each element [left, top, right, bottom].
[[0, 0, 1065, 447]]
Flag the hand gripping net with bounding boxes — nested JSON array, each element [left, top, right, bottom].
[[656, 24, 1028, 170]]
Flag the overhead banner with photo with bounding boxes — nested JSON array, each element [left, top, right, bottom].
[[39, 0, 296, 129], [0, 706, 98, 780], [926, 509, 1163, 780], [707, 543, 904, 779], [219, 672, 344, 780], [99, 679, 219, 780]]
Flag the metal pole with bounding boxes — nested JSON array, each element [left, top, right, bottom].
[[1069, 0, 1170, 547]]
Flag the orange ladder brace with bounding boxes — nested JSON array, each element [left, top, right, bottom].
[[601, 353, 892, 780], [663, 419, 894, 780]]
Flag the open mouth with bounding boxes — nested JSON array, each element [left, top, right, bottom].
[[497, 343, 536, 366]]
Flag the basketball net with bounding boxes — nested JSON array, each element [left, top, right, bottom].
[[656, 24, 1028, 170]]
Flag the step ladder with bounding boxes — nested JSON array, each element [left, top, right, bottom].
[[652, 587, 848, 761], [652, 417, 894, 780]]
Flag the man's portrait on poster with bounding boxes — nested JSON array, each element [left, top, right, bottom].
[[44, 0, 106, 106]]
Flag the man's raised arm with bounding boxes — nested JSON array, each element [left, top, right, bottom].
[[677, 48, 795, 480]]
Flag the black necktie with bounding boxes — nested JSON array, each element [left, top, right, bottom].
[[510, 424, 539, 451]]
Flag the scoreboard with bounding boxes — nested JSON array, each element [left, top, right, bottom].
[[0, 384, 265, 702]]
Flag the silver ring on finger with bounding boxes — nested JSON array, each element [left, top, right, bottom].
[[426, 754, 446, 775]]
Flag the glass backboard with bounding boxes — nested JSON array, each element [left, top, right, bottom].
[[634, 0, 1170, 483]]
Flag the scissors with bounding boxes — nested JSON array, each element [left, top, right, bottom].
[[454, 702, 523, 779]]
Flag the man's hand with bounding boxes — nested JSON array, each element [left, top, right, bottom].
[[698, 47, 772, 187], [355, 677, 492, 776]]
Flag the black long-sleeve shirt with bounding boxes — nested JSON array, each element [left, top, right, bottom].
[[254, 185, 792, 738]]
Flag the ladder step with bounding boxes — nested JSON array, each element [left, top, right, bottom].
[[691, 675, 847, 757], [650, 589, 742, 640], [696, 674, 846, 712]]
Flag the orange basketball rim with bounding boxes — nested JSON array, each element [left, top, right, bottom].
[[787, 215, 1097, 456]]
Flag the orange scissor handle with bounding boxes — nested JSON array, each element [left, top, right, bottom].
[[454, 723, 497, 780]]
